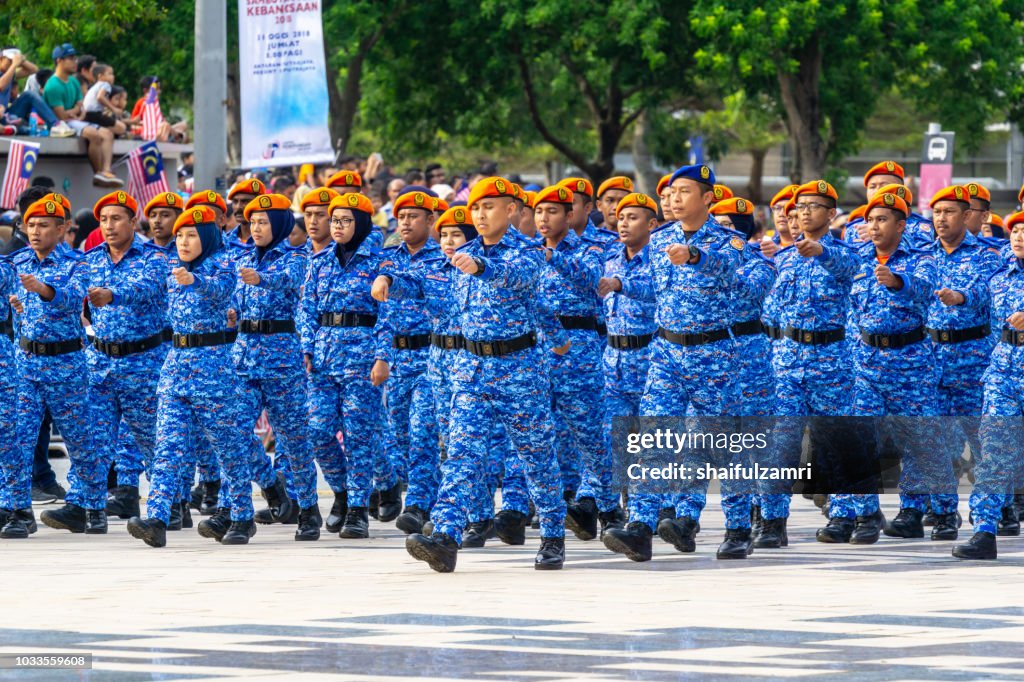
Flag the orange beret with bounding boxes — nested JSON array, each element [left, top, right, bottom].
[[143, 192, 183, 217], [437, 205, 473, 229], [38, 192, 72, 219], [172, 205, 218, 235], [243, 193, 292, 222], [523, 190, 536, 208], [710, 197, 754, 216], [712, 184, 734, 202], [325, 170, 362, 189], [298, 187, 340, 212], [614, 192, 658, 219], [848, 204, 867, 222], [558, 177, 593, 198], [597, 176, 634, 198], [965, 182, 990, 203], [1005, 211, 1024, 232], [467, 177, 516, 207], [770, 184, 800, 207], [328, 192, 374, 217], [866, 191, 909, 218], [875, 183, 913, 206], [93, 190, 138, 220], [795, 180, 838, 202], [510, 183, 526, 204], [533, 184, 574, 207], [393, 191, 435, 214], [1018, 183, 1024, 205], [863, 160, 905, 186], [784, 196, 797, 214], [929, 185, 971, 208], [186, 190, 227, 215], [23, 197, 66, 224], [433, 197, 449, 213], [985, 213, 1004, 228], [227, 178, 267, 200], [656, 174, 673, 195]]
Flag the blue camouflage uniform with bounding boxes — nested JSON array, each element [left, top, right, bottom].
[[9, 246, 103, 511], [233, 240, 318, 511], [536, 229, 615, 512], [769, 235, 861, 518], [84, 235, 168, 499], [299, 240, 390, 510], [378, 240, 443, 510], [145, 250, 255, 524], [971, 258, 1024, 533], [431, 230, 566, 545], [845, 213, 934, 249], [0, 260, 21, 511], [925, 232, 1001, 514], [632, 217, 744, 531], [845, 239, 953, 517]]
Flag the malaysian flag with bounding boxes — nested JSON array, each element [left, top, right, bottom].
[[127, 141, 170, 204], [0, 139, 40, 209], [140, 84, 165, 141]]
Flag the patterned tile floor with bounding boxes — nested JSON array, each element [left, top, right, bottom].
[[4, 461, 1024, 680]]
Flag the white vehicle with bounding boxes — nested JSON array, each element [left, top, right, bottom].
[[927, 137, 948, 162]]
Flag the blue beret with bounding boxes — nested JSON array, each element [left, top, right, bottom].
[[523, 183, 543, 192], [669, 164, 715, 188], [400, 185, 437, 198]]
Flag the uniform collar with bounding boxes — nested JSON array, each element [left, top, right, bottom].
[[103, 233, 146, 259], [551, 228, 580, 252], [931, 230, 977, 254]]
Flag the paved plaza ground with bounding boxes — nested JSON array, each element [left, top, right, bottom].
[[2, 459, 1023, 681]]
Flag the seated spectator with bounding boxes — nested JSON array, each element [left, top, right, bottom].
[[82, 64, 127, 135], [42, 43, 122, 187], [75, 54, 96, 98], [23, 68, 53, 96], [108, 85, 141, 136], [130, 76, 188, 142], [0, 47, 62, 133]]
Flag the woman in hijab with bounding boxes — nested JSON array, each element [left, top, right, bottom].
[[299, 192, 388, 540], [231, 194, 317, 540], [126, 206, 256, 548]]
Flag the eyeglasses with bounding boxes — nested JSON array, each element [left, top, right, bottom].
[[330, 217, 355, 227], [793, 202, 831, 213], [771, 205, 787, 215]]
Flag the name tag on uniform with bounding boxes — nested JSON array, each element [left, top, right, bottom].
[[853, 272, 868, 281], [426, 274, 450, 283]]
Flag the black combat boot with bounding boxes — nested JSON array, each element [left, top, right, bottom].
[[816, 517, 855, 543], [657, 516, 699, 553], [753, 517, 788, 548], [180, 501, 193, 529], [931, 512, 960, 541], [105, 485, 140, 519], [377, 482, 403, 523], [85, 509, 107, 534], [197, 507, 231, 541], [40, 503, 87, 533], [494, 509, 529, 545], [168, 501, 183, 531], [535, 537, 565, 570], [339, 507, 370, 539], [716, 528, 754, 559], [126, 517, 167, 548], [883, 508, 924, 538], [406, 532, 458, 572], [258, 472, 294, 524], [200, 479, 221, 516], [295, 505, 322, 541], [952, 531, 997, 560], [325, 491, 348, 533], [602, 522, 653, 562], [598, 508, 626, 538], [564, 496, 599, 541], [0, 508, 37, 539], [997, 506, 1020, 537], [850, 508, 885, 544], [395, 505, 429, 535], [462, 519, 495, 548], [221, 519, 257, 545]]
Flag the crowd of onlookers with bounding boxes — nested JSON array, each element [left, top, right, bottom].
[[0, 42, 188, 188]]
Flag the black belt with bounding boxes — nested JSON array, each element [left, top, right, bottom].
[[18, 336, 82, 356], [464, 331, 536, 357], [731, 320, 764, 337], [780, 326, 846, 345], [559, 315, 600, 332], [430, 333, 464, 351], [319, 312, 378, 327], [597, 322, 607, 336], [92, 330, 166, 357], [0, 317, 12, 340], [1000, 328, 1024, 346], [393, 333, 431, 350], [927, 325, 990, 344], [657, 326, 731, 347], [763, 325, 782, 340], [860, 327, 925, 350], [239, 319, 296, 335], [172, 330, 237, 349], [607, 333, 654, 350], [160, 328, 173, 343]]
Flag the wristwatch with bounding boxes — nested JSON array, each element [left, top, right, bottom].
[[471, 256, 486, 276], [687, 245, 700, 264]]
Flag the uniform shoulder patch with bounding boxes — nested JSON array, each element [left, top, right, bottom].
[[730, 237, 745, 250]]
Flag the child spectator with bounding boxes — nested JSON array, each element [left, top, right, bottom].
[[130, 76, 188, 142], [82, 64, 126, 135], [108, 85, 140, 137]]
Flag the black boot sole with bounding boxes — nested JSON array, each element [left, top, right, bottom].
[[815, 530, 852, 543], [294, 529, 320, 541], [405, 537, 456, 573], [952, 548, 996, 560], [753, 535, 787, 549], [849, 533, 879, 545], [601, 533, 651, 562], [931, 530, 958, 541], [997, 526, 1020, 537], [534, 558, 564, 570], [0, 526, 29, 539], [325, 520, 343, 533], [395, 513, 425, 535], [657, 522, 696, 553], [564, 513, 598, 542], [39, 513, 85, 534], [378, 506, 402, 523], [197, 524, 226, 542], [882, 528, 924, 539], [127, 520, 166, 548], [339, 527, 369, 539], [716, 541, 753, 559]]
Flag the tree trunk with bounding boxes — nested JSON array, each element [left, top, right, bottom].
[[225, 59, 241, 167], [631, 110, 661, 197], [776, 36, 827, 181], [332, 52, 366, 156], [746, 148, 766, 204]]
